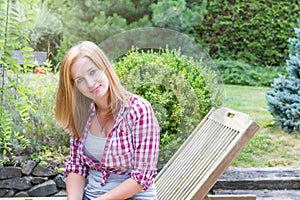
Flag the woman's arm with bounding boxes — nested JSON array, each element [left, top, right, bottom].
[[95, 178, 143, 200], [66, 172, 86, 200]]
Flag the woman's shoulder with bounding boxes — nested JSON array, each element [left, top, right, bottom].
[[128, 94, 152, 110], [125, 94, 156, 124]]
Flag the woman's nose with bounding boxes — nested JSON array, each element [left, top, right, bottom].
[[86, 78, 95, 88]]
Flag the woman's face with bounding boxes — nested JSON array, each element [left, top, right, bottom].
[[71, 57, 109, 101]]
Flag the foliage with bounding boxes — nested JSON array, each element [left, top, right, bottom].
[[23, 0, 300, 70], [53, 0, 152, 63], [29, 2, 62, 61], [30, 145, 68, 170], [50, 0, 207, 63], [195, 0, 300, 67], [266, 18, 300, 134], [214, 59, 287, 87], [18, 73, 68, 152], [114, 48, 223, 169], [0, 0, 40, 166], [0, 0, 66, 166], [151, 0, 207, 33], [1, 71, 68, 166]]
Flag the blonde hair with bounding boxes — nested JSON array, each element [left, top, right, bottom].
[[55, 41, 129, 139]]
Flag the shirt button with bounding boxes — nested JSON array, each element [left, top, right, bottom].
[[104, 147, 108, 151], [143, 163, 147, 167]]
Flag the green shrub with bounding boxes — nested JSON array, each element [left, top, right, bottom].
[[53, 0, 153, 63], [0, 0, 40, 165], [214, 59, 287, 87], [18, 73, 68, 151], [0, 72, 68, 166], [29, 3, 63, 62], [114, 48, 223, 169]]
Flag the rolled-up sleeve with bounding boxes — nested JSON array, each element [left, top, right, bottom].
[[65, 136, 89, 178], [130, 98, 160, 190]]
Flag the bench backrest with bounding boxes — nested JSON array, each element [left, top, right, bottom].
[[155, 107, 259, 200]]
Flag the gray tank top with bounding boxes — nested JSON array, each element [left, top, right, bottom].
[[83, 132, 157, 199], [84, 131, 106, 162]]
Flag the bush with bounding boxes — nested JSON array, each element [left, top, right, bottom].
[[0, 0, 48, 166], [0, 72, 68, 166], [18, 74, 68, 150], [114, 48, 223, 169], [214, 59, 287, 87], [266, 19, 300, 134]]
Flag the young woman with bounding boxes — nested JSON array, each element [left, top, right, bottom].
[[55, 41, 160, 200]]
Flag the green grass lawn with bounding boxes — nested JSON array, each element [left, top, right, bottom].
[[223, 85, 300, 168]]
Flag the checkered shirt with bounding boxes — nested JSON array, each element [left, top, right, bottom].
[[65, 95, 160, 190]]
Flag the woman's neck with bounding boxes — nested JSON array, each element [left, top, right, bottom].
[[95, 103, 110, 116], [94, 93, 110, 113]]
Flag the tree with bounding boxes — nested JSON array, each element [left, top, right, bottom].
[[266, 18, 300, 134], [60, 0, 152, 45], [51, 0, 207, 63], [29, 2, 63, 60], [151, 0, 207, 33]]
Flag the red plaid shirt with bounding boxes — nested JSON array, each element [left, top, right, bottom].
[[65, 95, 160, 190]]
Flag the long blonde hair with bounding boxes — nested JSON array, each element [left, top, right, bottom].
[[55, 41, 129, 139]]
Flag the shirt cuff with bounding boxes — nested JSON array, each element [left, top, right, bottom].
[[131, 169, 157, 190], [65, 163, 89, 178]]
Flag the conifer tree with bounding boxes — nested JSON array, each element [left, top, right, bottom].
[[57, 0, 206, 45], [266, 19, 300, 134], [52, 0, 207, 63], [60, 0, 153, 44]]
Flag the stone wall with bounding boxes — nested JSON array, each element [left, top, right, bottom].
[[1, 163, 300, 199], [0, 160, 66, 197]]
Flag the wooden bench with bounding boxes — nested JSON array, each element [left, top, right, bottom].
[[155, 107, 259, 200]]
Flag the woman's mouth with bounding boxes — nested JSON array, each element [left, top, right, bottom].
[[91, 84, 101, 94]]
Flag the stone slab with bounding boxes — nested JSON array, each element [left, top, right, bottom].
[[214, 167, 300, 190], [213, 189, 300, 200]]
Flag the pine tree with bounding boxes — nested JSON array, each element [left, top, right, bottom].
[[60, 0, 153, 45], [266, 19, 300, 134], [52, 0, 207, 63]]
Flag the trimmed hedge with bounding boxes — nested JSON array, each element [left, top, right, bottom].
[[195, 0, 300, 67]]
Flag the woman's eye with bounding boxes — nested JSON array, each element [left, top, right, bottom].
[[76, 78, 83, 84], [90, 69, 97, 75]]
